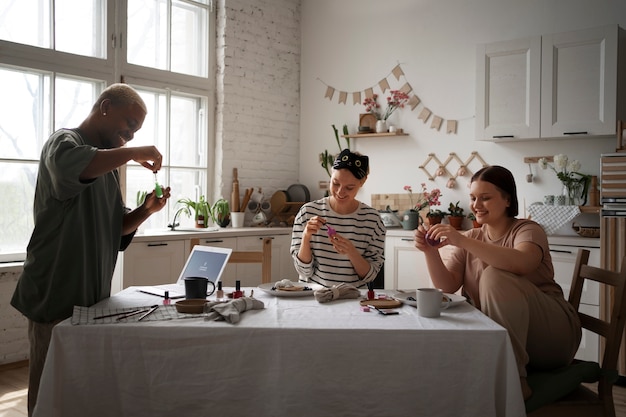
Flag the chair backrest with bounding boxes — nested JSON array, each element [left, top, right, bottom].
[[568, 248, 626, 378], [228, 237, 272, 284], [188, 237, 272, 284]]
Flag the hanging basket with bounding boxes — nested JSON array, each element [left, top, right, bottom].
[[571, 223, 600, 238]]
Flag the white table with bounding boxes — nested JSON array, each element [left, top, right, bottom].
[[34, 287, 525, 417]]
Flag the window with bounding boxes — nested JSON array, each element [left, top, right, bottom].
[[0, 0, 214, 262]]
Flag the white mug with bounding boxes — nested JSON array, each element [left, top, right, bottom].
[[231, 212, 245, 228], [416, 288, 451, 318]]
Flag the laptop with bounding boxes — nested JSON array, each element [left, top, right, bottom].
[[138, 245, 233, 299]]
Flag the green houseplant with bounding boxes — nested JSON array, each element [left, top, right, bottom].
[[175, 196, 212, 228], [212, 198, 231, 228], [426, 209, 447, 225], [447, 201, 465, 230], [467, 212, 480, 228]]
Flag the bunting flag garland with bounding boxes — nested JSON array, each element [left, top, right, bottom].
[[318, 64, 461, 135]]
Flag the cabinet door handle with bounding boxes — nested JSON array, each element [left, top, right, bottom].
[[550, 249, 573, 254], [259, 236, 275, 240], [563, 131, 588, 135], [147, 243, 168, 247], [492, 135, 514, 139], [203, 239, 224, 243], [401, 238, 414, 242]]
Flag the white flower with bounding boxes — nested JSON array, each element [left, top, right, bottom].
[[538, 158, 548, 170], [569, 160, 582, 172], [553, 154, 568, 171]]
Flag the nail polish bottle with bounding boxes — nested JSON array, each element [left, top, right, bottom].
[[216, 281, 224, 300], [163, 290, 171, 305], [233, 280, 243, 299], [367, 282, 375, 300]]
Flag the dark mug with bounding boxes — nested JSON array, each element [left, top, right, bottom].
[[183, 277, 216, 299]]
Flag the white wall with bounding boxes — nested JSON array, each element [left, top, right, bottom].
[[299, 0, 625, 228]]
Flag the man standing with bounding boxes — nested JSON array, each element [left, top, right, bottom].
[[11, 83, 171, 415]]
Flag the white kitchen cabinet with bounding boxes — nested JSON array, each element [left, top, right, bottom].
[[122, 239, 187, 288], [549, 240, 601, 362], [384, 235, 434, 290], [476, 24, 625, 142]]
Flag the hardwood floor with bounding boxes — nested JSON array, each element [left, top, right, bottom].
[[2, 361, 626, 416]]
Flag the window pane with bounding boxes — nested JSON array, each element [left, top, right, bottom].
[[170, 95, 206, 167], [132, 90, 168, 161], [169, 168, 208, 228], [55, 78, 102, 131], [0, 67, 50, 160], [0, 1, 51, 48], [0, 163, 37, 260], [128, 0, 209, 77], [127, 0, 167, 70], [171, 1, 207, 76], [126, 166, 171, 230], [55, 0, 106, 58]]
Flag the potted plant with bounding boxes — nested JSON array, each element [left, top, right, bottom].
[[447, 201, 465, 230], [212, 198, 231, 228], [176, 196, 212, 228], [426, 209, 447, 226], [467, 212, 481, 228]]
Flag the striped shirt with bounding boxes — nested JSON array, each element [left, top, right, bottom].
[[290, 197, 386, 288]]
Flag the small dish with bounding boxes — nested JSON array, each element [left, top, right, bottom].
[[175, 299, 207, 314], [258, 282, 322, 297], [393, 290, 466, 308]]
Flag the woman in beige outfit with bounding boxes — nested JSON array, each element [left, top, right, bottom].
[[413, 165, 581, 401]]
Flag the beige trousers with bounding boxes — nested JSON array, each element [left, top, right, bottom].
[[28, 319, 62, 417], [478, 266, 582, 378]]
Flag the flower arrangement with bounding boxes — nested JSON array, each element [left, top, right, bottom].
[[363, 90, 410, 121], [539, 154, 591, 205], [404, 183, 442, 213]]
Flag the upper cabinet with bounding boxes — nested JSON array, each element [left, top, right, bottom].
[[476, 25, 625, 142]]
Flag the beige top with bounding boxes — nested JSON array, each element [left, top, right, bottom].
[[445, 218, 563, 309]]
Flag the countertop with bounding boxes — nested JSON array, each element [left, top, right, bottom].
[[133, 226, 293, 242]]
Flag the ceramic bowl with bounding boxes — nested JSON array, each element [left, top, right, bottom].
[[175, 299, 207, 314]]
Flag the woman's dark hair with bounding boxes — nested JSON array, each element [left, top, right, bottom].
[[470, 165, 519, 217]]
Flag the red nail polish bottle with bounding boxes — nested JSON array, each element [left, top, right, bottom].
[[233, 280, 243, 299]]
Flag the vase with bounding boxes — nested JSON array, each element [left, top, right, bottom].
[[564, 183, 582, 206], [375, 119, 387, 133], [401, 210, 420, 230]]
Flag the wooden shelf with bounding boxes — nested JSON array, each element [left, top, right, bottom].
[[579, 206, 601, 214], [341, 133, 409, 138]]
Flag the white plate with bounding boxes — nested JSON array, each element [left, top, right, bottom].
[[393, 290, 467, 308], [258, 282, 322, 297]]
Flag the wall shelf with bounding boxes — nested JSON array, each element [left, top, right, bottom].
[[341, 133, 409, 138], [579, 206, 601, 214]]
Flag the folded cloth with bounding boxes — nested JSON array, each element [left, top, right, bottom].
[[204, 297, 264, 324], [314, 283, 361, 303]]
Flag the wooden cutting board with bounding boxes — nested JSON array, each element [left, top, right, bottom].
[[360, 299, 402, 308]]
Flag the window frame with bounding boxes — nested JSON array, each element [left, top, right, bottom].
[[0, 0, 215, 262]]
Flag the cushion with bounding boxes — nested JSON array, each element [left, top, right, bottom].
[[524, 360, 610, 412]]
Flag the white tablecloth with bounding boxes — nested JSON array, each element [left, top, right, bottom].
[[34, 287, 525, 417]]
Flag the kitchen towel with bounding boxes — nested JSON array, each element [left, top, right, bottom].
[[527, 205, 581, 235]]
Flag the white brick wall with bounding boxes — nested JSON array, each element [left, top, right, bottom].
[[215, 0, 301, 200]]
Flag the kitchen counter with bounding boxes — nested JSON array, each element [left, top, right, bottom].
[[134, 226, 293, 241]]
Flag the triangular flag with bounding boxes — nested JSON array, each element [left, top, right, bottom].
[[446, 120, 458, 134], [430, 116, 443, 131], [392, 65, 404, 80], [378, 78, 390, 94], [418, 108, 432, 123], [408, 95, 421, 110], [400, 82, 412, 94], [353, 92, 361, 105], [365, 88, 375, 98], [325, 86, 335, 100], [339, 91, 347, 104]]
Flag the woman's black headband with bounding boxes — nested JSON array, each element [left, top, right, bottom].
[[332, 149, 369, 180]]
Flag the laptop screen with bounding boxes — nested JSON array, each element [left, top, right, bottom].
[[176, 245, 232, 285]]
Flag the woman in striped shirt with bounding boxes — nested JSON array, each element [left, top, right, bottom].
[[290, 149, 385, 288]]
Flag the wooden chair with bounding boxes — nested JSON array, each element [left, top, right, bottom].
[[190, 237, 273, 284], [526, 249, 626, 417]]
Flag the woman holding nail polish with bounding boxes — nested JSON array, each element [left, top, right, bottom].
[[413, 165, 581, 401], [290, 149, 385, 288]]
